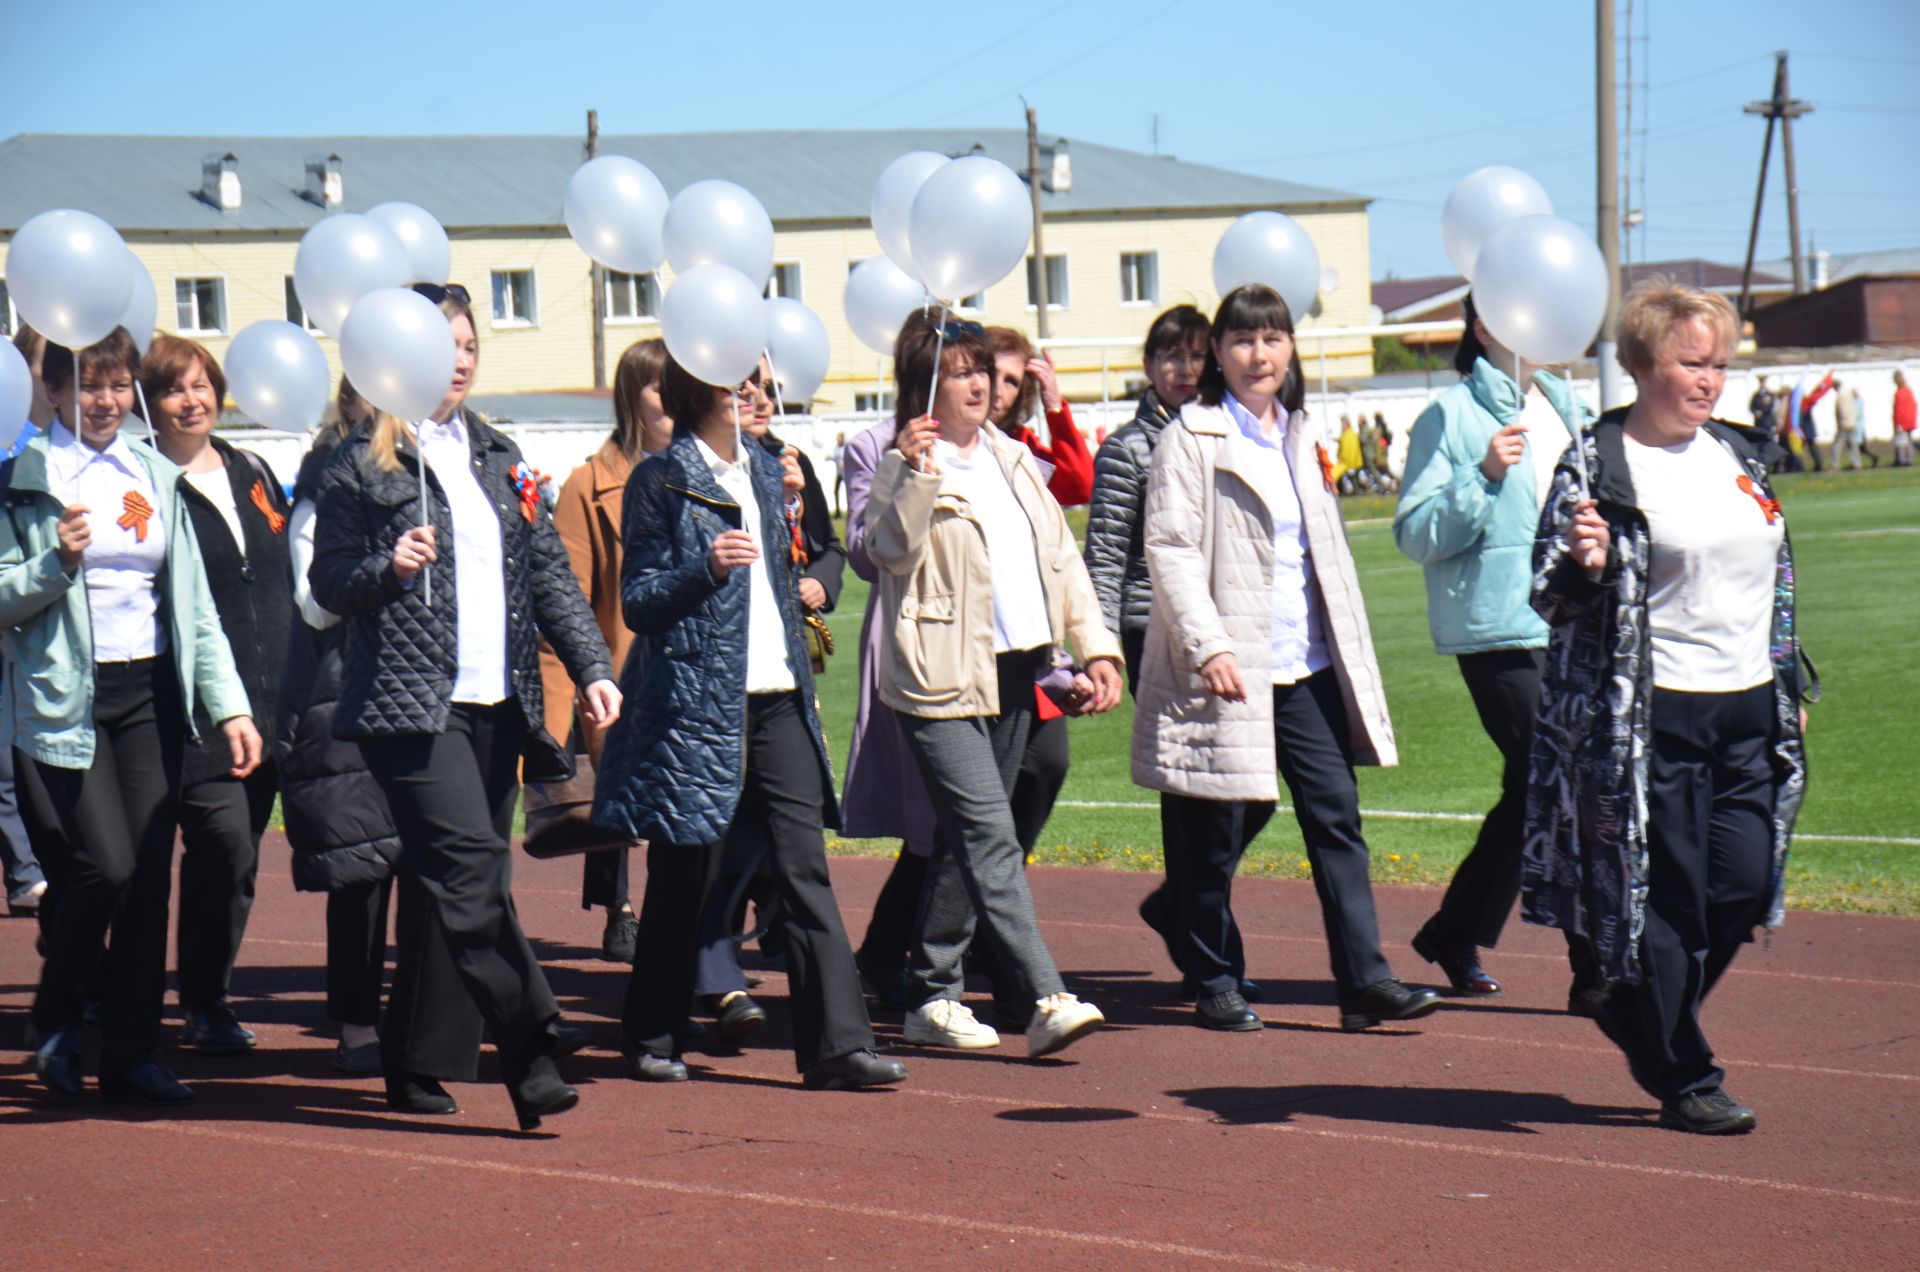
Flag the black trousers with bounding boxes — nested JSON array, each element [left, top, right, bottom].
[[175, 762, 278, 1010], [326, 876, 394, 1027], [1121, 628, 1147, 699], [1611, 683, 1775, 1101], [857, 848, 928, 973], [626, 692, 873, 1071], [24, 658, 184, 1076], [360, 703, 556, 1085], [1009, 710, 1070, 855], [580, 845, 630, 912], [1156, 793, 1275, 994], [1268, 671, 1392, 997]]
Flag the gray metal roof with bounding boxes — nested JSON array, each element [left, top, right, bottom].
[[0, 130, 1366, 235]]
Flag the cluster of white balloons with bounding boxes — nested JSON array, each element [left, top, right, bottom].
[[1443, 166, 1607, 365]]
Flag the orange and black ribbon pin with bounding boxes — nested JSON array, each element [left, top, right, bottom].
[[249, 481, 287, 534], [118, 490, 155, 542], [1735, 475, 1783, 524], [1315, 442, 1337, 491]]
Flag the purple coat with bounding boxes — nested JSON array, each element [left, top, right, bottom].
[[839, 421, 936, 851]]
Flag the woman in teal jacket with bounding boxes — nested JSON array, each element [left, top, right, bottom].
[[1392, 297, 1599, 1010], [3, 327, 260, 1106]]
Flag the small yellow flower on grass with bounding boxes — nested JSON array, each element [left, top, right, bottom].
[[1389, 854, 1401, 863]]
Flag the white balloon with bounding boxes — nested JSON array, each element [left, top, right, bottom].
[[366, 201, 452, 285], [564, 155, 671, 275], [765, 297, 831, 405], [843, 256, 927, 356], [338, 288, 457, 421], [1318, 265, 1341, 296], [294, 214, 412, 339], [1441, 166, 1554, 281], [225, 320, 333, 431], [0, 341, 31, 451], [119, 251, 158, 355], [7, 209, 134, 349], [1213, 211, 1321, 319], [1471, 214, 1609, 365], [870, 151, 949, 280], [663, 180, 775, 288], [660, 264, 768, 388], [908, 155, 1031, 302]]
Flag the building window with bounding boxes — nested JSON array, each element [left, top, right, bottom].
[[766, 262, 803, 301], [954, 289, 988, 313], [1120, 251, 1159, 305], [854, 390, 896, 414], [604, 271, 660, 322], [0, 279, 12, 337], [283, 276, 323, 332], [1025, 254, 1069, 310], [174, 277, 227, 334], [491, 269, 538, 326]]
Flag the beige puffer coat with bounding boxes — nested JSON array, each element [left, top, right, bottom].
[[867, 425, 1120, 719], [1131, 401, 1396, 800]]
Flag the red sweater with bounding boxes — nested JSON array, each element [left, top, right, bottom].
[[1896, 385, 1916, 432], [1003, 402, 1094, 507]]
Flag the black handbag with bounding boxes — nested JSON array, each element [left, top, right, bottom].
[[522, 751, 643, 860]]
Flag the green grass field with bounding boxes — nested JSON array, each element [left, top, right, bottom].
[[817, 466, 1920, 915]]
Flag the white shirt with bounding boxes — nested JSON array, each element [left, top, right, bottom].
[[1223, 394, 1331, 683], [1624, 430, 1784, 692], [1520, 388, 1570, 513], [418, 415, 507, 705], [932, 435, 1052, 654], [695, 437, 796, 694], [184, 465, 246, 557], [46, 421, 167, 662], [288, 499, 339, 631]]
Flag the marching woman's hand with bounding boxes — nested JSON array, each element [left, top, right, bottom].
[[708, 529, 759, 581], [1200, 651, 1247, 703], [797, 576, 828, 611], [392, 525, 437, 582], [581, 679, 622, 729], [1479, 423, 1528, 481], [222, 716, 264, 779], [1029, 350, 1064, 413], [55, 504, 91, 572], [779, 447, 805, 495], [897, 413, 940, 474], [1083, 657, 1125, 714], [1568, 500, 1611, 581]]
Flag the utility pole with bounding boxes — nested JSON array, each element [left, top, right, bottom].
[[586, 108, 607, 390], [1595, 0, 1622, 409], [1739, 53, 1814, 310], [1024, 102, 1050, 340]]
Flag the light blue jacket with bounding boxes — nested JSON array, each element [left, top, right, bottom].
[[0, 431, 250, 768], [1393, 359, 1589, 655]]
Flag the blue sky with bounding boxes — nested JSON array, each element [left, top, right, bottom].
[[6, 0, 1914, 279]]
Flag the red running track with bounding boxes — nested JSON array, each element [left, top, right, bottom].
[[4, 837, 1916, 1269]]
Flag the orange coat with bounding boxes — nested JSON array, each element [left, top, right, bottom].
[[538, 439, 636, 762]]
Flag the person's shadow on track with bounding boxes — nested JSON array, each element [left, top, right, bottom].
[[1168, 1083, 1648, 1135]]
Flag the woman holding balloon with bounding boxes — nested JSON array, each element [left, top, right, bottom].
[[10, 326, 262, 1105], [310, 284, 619, 1131]]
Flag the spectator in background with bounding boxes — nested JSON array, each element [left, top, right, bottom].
[[832, 431, 848, 514], [1832, 378, 1862, 469], [1853, 385, 1877, 468], [986, 327, 1093, 506], [1798, 371, 1832, 472], [1335, 415, 1365, 494], [1748, 378, 1777, 436], [1893, 370, 1916, 467]]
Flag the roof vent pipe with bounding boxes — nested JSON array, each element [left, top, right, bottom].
[[1042, 139, 1071, 194], [201, 152, 241, 211], [303, 153, 343, 208]]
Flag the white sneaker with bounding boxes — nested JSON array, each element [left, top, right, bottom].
[[903, 998, 1001, 1049], [1026, 993, 1104, 1058]]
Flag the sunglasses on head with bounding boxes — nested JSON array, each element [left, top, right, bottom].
[[939, 318, 985, 341], [411, 282, 471, 306]]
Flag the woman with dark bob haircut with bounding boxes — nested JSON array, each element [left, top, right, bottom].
[[1131, 285, 1441, 1034]]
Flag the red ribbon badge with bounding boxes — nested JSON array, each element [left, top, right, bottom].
[[1736, 475, 1782, 524], [511, 463, 546, 524], [118, 490, 154, 542], [1315, 443, 1337, 491], [248, 481, 287, 534]]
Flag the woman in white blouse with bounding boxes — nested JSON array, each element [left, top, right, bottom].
[[7, 327, 260, 1106]]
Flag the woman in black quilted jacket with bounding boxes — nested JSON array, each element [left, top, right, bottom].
[[310, 285, 619, 1132]]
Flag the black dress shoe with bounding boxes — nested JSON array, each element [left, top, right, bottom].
[[802, 1048, 908, 1091], [1195, 989, 1263, 1032], [32, 1030, 84, 1100], [709, 993, 768, 1045], [551, 1023, 592, 1057], [510, 1055, 579, 1131], [1182, 976, 1262, 1002], [102, 1061, 194, 1106], [601, 910, 638, 964], [1566, 973, 1609, 1019], [628, 1052, 689, 1083], [183, 1004, 258, 1054], [1660, 1088, 1756, 1135], [386, 1074, 458, 1115], [1411, 928, 1503, 997], [1339, 978, 1444, 1031]]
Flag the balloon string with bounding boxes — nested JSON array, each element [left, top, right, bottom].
[[764, 348, 787, 419], [732, 391, 742, 467], [417, 420, 432, 607], [133, 380, 156, 447], [923, 307, 947, 473]]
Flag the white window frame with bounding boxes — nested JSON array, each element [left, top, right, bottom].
[[953, 289, 989, 314], [1025, 253, 1069, 312], [173, 275, 229, 335], [1119, 249, 1160, 307], [283, 275, 322, 333], [602, 270, 661, 325], [490, 268, 539, 328], [854, 390, 896, 414], [766, 260, 804, 302]]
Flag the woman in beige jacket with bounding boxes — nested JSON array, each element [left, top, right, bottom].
[[1132, 285, 1441, 1033], [866, 312, 1124, 1060]]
